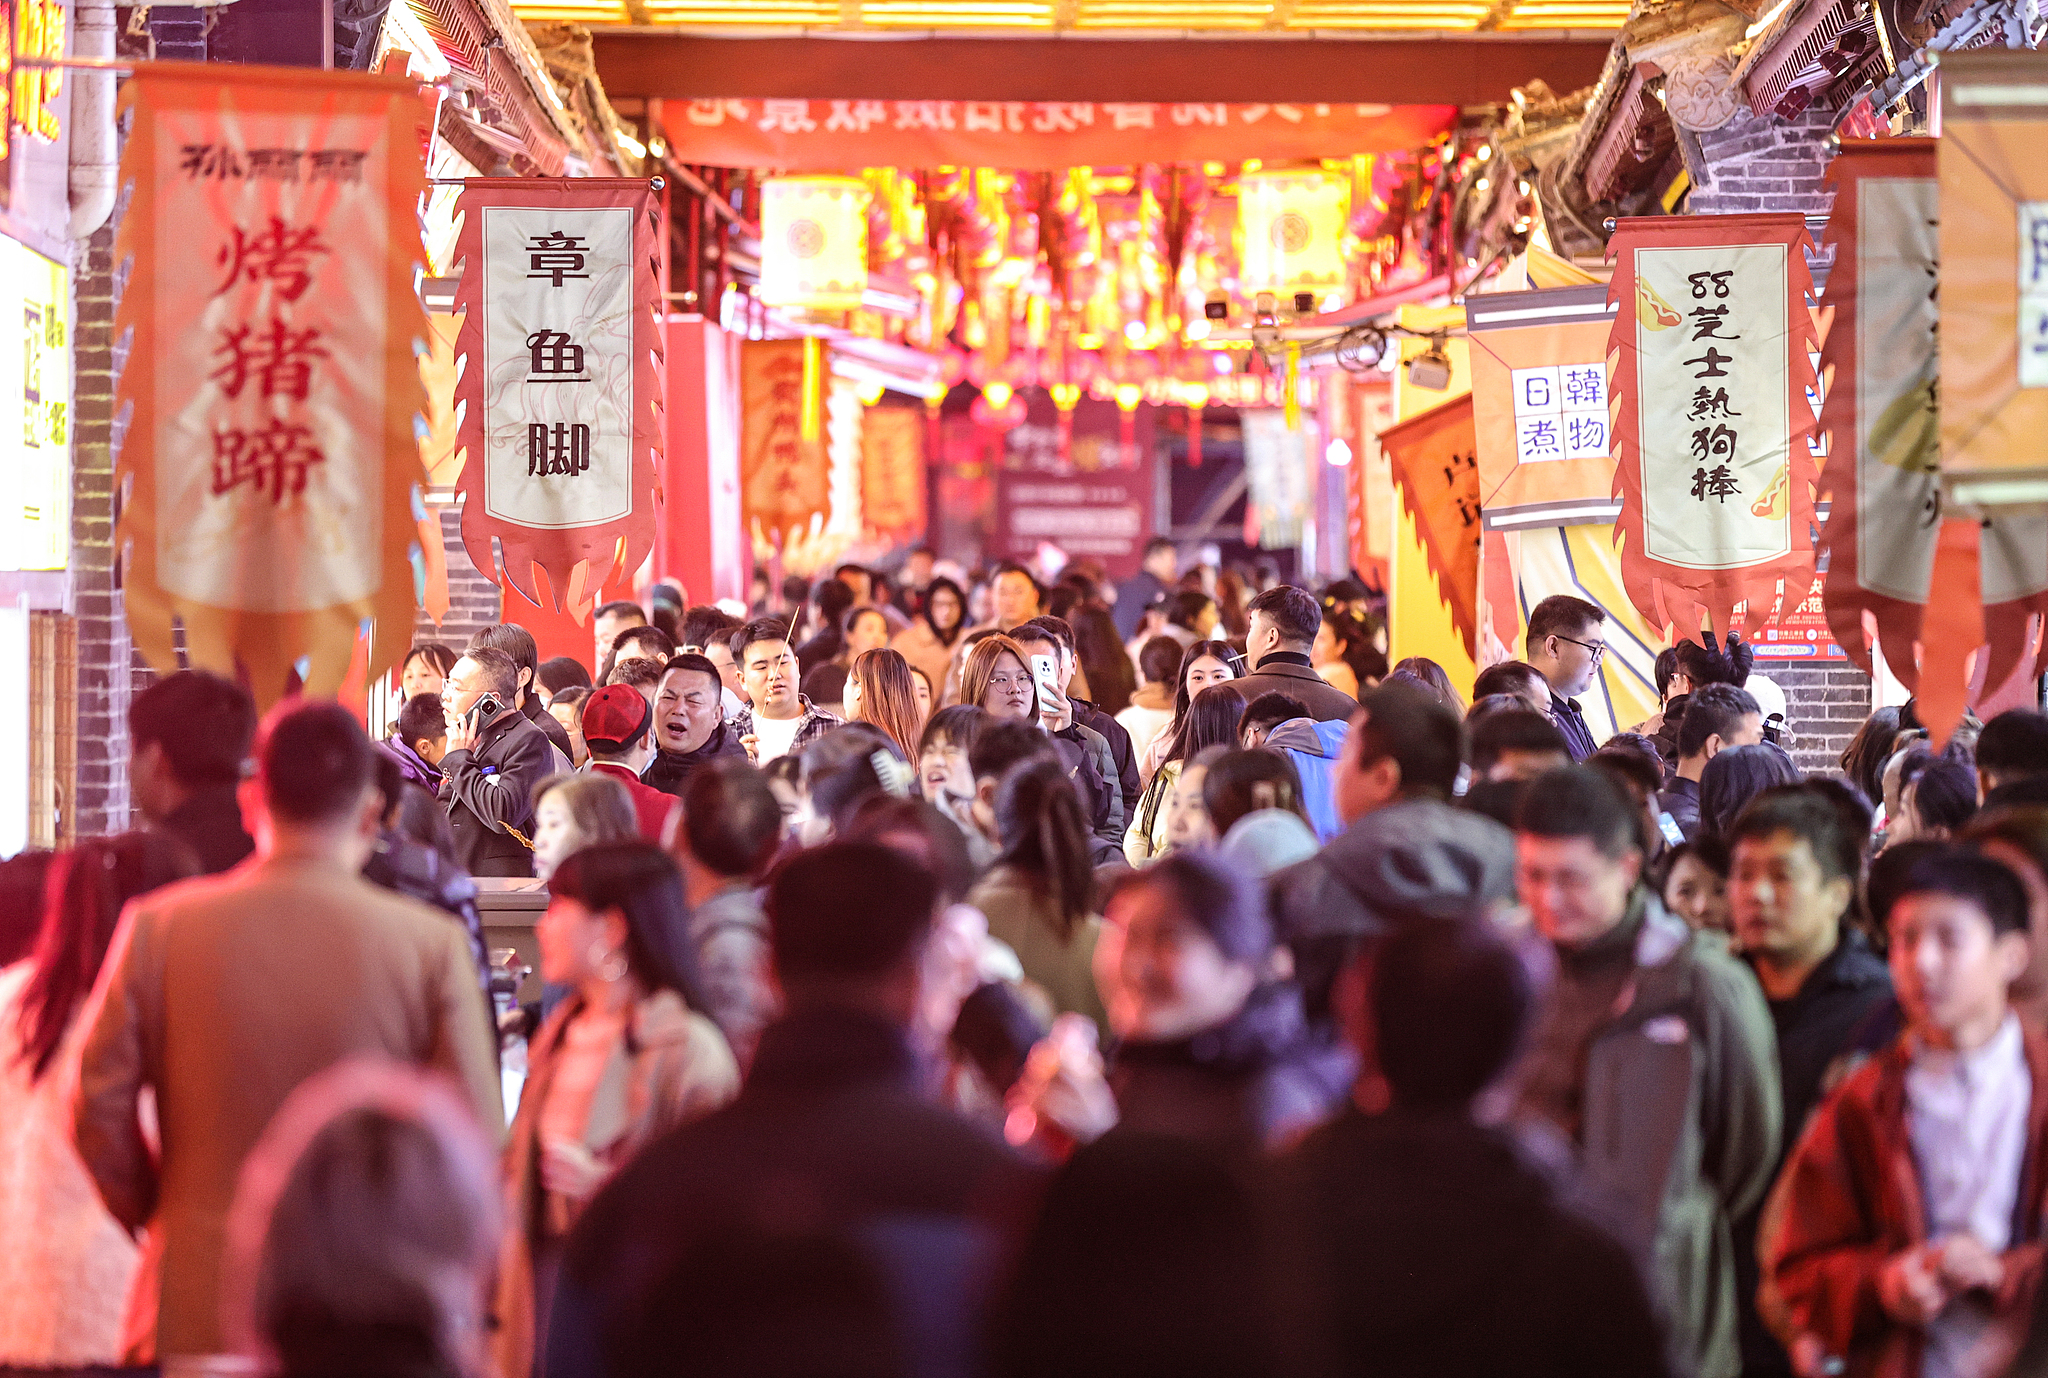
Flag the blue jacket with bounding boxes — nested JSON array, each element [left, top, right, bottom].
[[1264, 717, 1350, 843]]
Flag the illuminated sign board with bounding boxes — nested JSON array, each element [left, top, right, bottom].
[[0, 234, 69, 571]]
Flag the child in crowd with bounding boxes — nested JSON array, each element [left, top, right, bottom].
[[1762, 850, 2048, 1378], [379, 693, 448, 791]]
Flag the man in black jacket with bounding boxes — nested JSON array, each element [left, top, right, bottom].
[[1271, 914, 1671, 1378], [468, 623, 575, 762], [1724, 786, 1892, 1378], [1235, 586, 1359, 723], [641, 653, 748, 796], [130, 671, 257, 874], [546, 842, 1040, 1378], [438, 647, 554, 877]]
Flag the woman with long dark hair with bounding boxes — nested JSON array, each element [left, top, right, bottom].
[[846, 647, 926, 759], [1699, 742, 1802, 842], [892, 575, 968, 700], [494, 843, 738, 1378], [967, 759, 1106, 1026], [1128, 684, 1248, 864], [1070, 602, 1137, 718], [1139, 640, 1240, 781], [1, 833, 198, 1363]]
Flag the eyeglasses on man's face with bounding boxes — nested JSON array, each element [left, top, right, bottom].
[[1553, 633, 1606, 662]]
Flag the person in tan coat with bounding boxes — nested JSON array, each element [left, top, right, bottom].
[[492, 844, 738, 1378], [73, 701, 503, 1366]]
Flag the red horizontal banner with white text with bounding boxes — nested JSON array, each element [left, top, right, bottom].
[[660, 99, 1458, 170]]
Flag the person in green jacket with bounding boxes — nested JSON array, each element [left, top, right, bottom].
[[1510, 765, 1782, 1378]]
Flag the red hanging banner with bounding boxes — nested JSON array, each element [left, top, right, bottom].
[[660, 99, 1456, 172], [1815, 138, 1939, 685], [114, 63, 432, 707], [450, 177, 664, 619], [1607, 213, 1820, 639]]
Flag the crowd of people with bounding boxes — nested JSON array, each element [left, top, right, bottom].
[[4, 545, 2048, 1378]]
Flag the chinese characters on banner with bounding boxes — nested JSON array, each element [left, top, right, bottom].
[[860, 404, 927, 547], [1381, 394, 1481, 658], [1607, 214, 1820, 640], [1918, 56, 2048, 739], [1814, 140, 1942, 681], [659, 100, 1457, 172], [451, 178, 664, 617], [740, 338, 830, 553], [1466, 284, 1618, 528], [113, 63, 430, 706]]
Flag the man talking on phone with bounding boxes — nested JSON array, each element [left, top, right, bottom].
[[440, 647, 555, 877]]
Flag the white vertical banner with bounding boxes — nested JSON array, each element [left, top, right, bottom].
[[113, 63, 431, 704], [452, 178, 664, 614]]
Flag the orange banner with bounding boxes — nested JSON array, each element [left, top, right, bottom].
[[1382, 393, 1480, 658], [1607, 213, 1820, 640], [1940, 53, 2048, 495], [450, 178, 665, 620], [740, 338, 830, 550], [661, 99, 1456, 172], [1466, 283, 1617, 528], [113, 63, 431, 707], [861, 403, 927, 546]]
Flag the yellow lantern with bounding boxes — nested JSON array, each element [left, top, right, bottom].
[[1236, 167, 1350, 302], [760, 175, 871, 312]]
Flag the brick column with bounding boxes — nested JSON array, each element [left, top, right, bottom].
[[410, 505, 504, 656], [70, 217, 140, 836]]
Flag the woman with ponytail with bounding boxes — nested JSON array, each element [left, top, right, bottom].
[[967, 757, 1107, 1028]]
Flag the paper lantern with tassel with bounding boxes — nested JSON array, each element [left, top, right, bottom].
[[1237, 168, 1350, 302], [761, 176, 871, 312]]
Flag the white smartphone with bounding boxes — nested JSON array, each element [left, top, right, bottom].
[[1029, 653, 1061, 707]]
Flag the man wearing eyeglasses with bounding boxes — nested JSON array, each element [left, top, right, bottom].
[[1524, 594, 1608, 761]]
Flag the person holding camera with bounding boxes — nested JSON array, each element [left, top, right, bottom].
[[440, 647, 556, 878]]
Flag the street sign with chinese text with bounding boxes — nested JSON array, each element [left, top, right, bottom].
[[0, 233, 66, 571], [659, 100, 1455, 172], [451, 178, 663, 616], [1466, 284, 1618, 530], [113, 63, 431, 706], [1607, 214, 1820, 641]]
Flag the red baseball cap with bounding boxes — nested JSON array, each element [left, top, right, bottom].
[[580, 683, 652, 754]]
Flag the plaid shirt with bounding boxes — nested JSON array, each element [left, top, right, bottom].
[[731, 697, 843, 761]]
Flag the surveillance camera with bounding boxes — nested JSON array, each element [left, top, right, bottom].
[[1292, 291, 1317, 316], [1407, 349, 1453, 392], [1204, 293, 1229, 322]]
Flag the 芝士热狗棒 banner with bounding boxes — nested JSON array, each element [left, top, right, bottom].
[[1607, 213, 1821, 641], [113, 63, 433, 707], [450, 178, 665, 617]]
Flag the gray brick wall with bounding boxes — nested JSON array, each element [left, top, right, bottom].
[[1763, 663, 1873, 780], [409, 503, 503, 657], [1688, 106, 1838, 218]]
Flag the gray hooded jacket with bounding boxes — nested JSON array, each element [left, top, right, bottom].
[[1271, 796, 1518, 946]]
